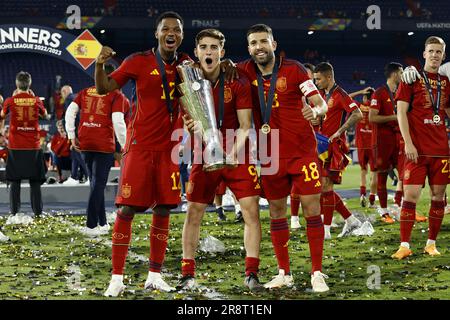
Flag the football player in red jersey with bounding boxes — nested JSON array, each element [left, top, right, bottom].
[[96, 11, 190, 296], [0, 72, 49, 218], [349, 88, 377, 208], [179, 29, 263, 292], [238, 24, 330, 292], [313, 62, 363, 240], [96, 12, 237, 296], [392, 36, 450, 259], [65, 64, 128, 238], [370, 62, 404, 223]]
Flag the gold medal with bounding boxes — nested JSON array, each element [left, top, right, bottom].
[[261, 123, 271, 134], [433, 114, 441, 124]]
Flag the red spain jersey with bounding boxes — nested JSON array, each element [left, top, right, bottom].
[[110, 48, 191, 152], [355, 100, 372, 149], [2, 93, 46, 150], [74, 86, 129, 153], [370, 85, 399, 142], [238, 58, 319, 159], [319, 85, 358, 139], [396, 71, 450, 157], [189, 71, 253, 161], [51, 133, 71, 157]]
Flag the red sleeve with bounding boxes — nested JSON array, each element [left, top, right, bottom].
[[338, 90, 359, 113], [110, 54, 140, 88], [36, 98, 46, 116], [111, 92, 128, 113], [234, 77, 253, 110], [73, 90, 83, 106], [395, 82, 413, 104], [2, 98, 11, 116], [370, 88, 383, 111]]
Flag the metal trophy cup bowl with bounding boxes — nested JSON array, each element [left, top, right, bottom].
[[177, 61, 229, 172]]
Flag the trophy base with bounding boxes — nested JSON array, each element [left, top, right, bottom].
[[203, 163, 238, 172]]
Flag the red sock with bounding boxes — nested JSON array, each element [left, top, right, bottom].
[[245, 257, 260, 276], [400, 201, 416, 243], [149, 214, 170, 273], [377, 172, 388, 209], [428, 201, 445, 241], [306, 216, 324, 273], [321, 191, 335, 226], [112, 209, 134, 275], [394, 191, 403, 206], [270, 218, 290, 274], [369, 193, 376, 205], [181, 258, 196, 277], [290, 193, 300, 217], [334, 191, 352, 219], [360, 186, 366, 196]]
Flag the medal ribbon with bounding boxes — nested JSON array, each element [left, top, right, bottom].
[[156, 48, 175, 122], [422, 71, 441, 118], [255, 59, 279, 126]]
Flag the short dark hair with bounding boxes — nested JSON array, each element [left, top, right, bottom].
[[16, 71, 32, 90], [195, 29, 225, 47], [384, 62, 403, 79], [314, 62, 334, 75], [104, 64, 116, 76], [304, 63, 315, 73], [155, 11, 184, 29], [363, 88, 375, 100], [246, 24, 274, 39]]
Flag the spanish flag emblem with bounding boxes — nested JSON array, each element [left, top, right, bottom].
[[66, 30, 103, 70]]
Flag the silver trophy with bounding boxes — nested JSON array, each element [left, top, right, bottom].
[[177, 60, 231, 171]]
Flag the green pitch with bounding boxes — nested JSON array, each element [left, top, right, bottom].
[[0, 165, 449, 300]]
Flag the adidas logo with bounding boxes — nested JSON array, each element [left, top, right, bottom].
[[150, 69, 159, 75], [314, 181, 321, 188]]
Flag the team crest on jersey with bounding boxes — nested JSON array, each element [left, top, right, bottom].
[[89, 115, 94, 122], [404, 169, 410, 180], [224, 87, 233, 103], [327, 98, 334, 108], [276, 77, 287, 92], [122, 183, 132, 198]]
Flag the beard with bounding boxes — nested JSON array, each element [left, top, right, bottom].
[[251, 50, 275, 67]]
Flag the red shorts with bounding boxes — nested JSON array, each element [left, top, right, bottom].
[[116, 150, 181, 209], [187, 164, 261, 204], [403, 156, 449, 186], [374, 133, 399, 171], [262, 157, 322, 200], [357, 148, 375, 171], [216, 180, 227, 196]]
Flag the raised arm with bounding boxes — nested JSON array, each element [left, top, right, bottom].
[[95, 46, 120, 94]]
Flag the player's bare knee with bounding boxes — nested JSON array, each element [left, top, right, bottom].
[[120, 206, 136, 217]]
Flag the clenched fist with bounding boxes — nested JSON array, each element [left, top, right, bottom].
[[96, 46, 116, 65]]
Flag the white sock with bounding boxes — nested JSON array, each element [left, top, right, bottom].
[[346, 215, 356, 223], [112, 274, 123, 282], [426, 239, 436, 246], [380, 208, 388, 216], [324, 225, 331, 234], [400, 242, 410, 249], [216, 205, 222, 210], [235, 204, 241, 214]]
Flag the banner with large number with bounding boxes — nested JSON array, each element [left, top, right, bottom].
[[0, 24, 103, 78]]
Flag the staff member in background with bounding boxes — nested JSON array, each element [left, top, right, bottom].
[[65, 64, 128, 237], [0, 72, 49, 218], [50, 121, 72, 183]]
